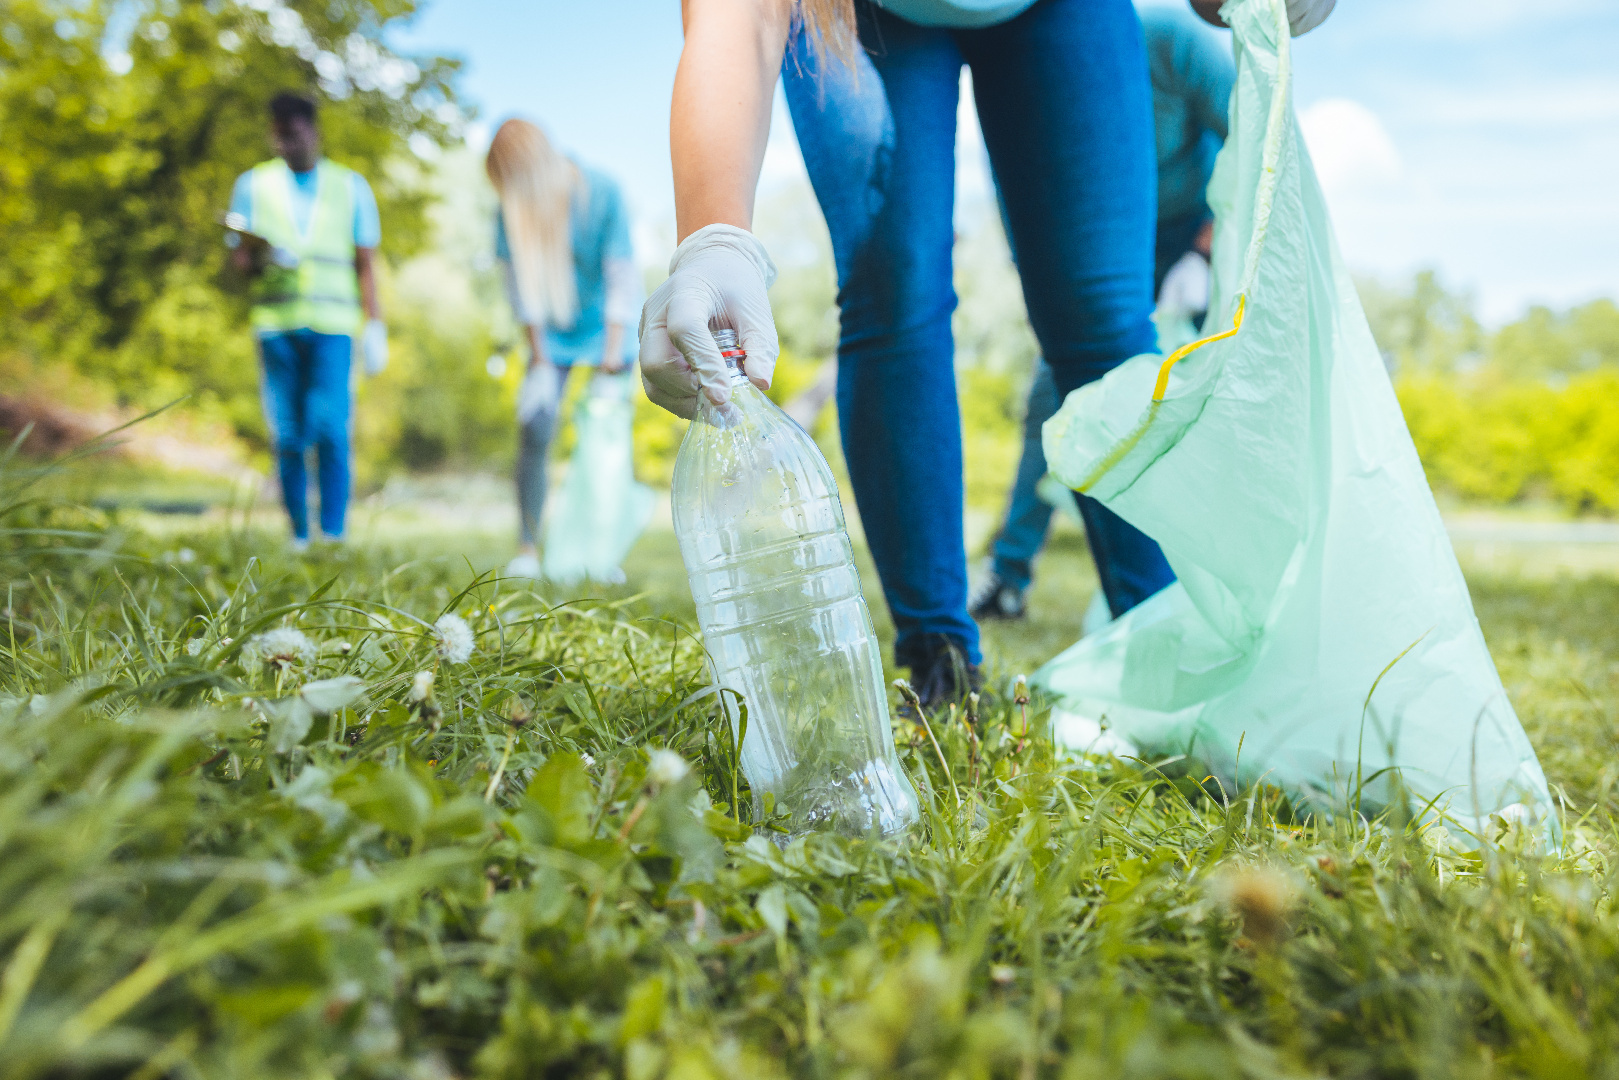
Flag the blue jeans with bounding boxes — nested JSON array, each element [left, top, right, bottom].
[[258, 329, 352, 540], [991, 214, 1210, 604], [785, 0, 1164, 663]]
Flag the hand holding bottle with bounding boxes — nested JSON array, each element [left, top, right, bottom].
[[638, 224, 779, 419]]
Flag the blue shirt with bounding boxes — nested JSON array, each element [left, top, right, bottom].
[[1137, 2, 1235, 222], [872, 0, 1037, 28], [227, 160, 381, 248], [495, 164, 635, 368]]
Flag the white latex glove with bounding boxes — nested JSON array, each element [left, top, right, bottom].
[[1192, 0, 1335, 36], [361, 318, 389, 376], [1286, 0, 1335, 36], [638, 224, 778, 419]]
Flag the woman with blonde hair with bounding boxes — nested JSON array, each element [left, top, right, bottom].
[[486, 118, 642, 579], [639, 0, 1332, 706]]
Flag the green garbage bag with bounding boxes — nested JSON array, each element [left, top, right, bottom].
[[1034, 0, 1553, 842], [543, 371, 655, 585]]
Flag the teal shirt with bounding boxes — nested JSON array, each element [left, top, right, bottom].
[[495, 164, 634, 368], [1137, 1, 1235, 222], [872, 0, 1038, 27]]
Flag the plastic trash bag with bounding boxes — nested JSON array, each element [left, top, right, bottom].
[[543, 372, 655, 585], [1034, 0, 1553, 842]]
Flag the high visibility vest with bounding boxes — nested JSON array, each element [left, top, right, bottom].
[[246, 159, 363, 335]]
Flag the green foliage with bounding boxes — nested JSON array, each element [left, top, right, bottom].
[[1398, 369, 1619, 512], [5, 456, 1619, 1077], [1360, 273, 1619, 513], [0, 0, 462, 447]]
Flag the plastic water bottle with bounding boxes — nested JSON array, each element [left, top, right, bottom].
[[672, 330, 919, 837]]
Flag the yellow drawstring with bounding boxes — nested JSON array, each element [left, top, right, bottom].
[[1069, 294, 1248, 493], [1151, 294, 1246, 402]]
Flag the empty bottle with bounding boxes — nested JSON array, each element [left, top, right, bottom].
[[672, 329, 919, 837]]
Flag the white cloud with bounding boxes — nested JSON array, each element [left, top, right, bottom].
[[1298, 98, 1404, 195]]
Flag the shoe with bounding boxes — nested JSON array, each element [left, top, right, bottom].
[[897, 633, 983, 711], [968, 569, 1027, 621], [504, 553, 543, 579]]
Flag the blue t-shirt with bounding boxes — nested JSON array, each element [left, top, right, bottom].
[[227, 160, 381, 248], [494, 164, 634, 368], [1137, 2, 1235, 222], [871, 0, 1037, 28]]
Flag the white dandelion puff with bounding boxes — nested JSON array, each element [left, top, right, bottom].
[[647, 748, 690, 788], [433, 613, 475, 664], [247, 628, 316, 668], [410, 670, 436, 703]]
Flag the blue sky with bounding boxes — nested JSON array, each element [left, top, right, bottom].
[[391, 0, 1619, 323]]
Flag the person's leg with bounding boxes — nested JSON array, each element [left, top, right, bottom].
[[258, 332, 309, 541], [989, 362, 1059, 591], [784, 2, 978, 667], [962, 0, 1175, 618], [515, 364, 566, 549], [304, 330, 354, 540]]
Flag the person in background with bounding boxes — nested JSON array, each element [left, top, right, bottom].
[[969, 1, 1233, 623], [640, 0, 1330, 706], [227, 91, 386, 551], [484, 118, 640, 580]]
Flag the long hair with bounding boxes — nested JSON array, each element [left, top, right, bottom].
[[792, 0, 857, 67], [485, 118, 580, 329]]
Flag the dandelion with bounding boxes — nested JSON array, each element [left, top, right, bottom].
[[247, 627, 316, 668], [433, 613, 475, 664], [1212, 864, 1294, 950], [409, 670, 436, 703], [647, 748, 690, 788]]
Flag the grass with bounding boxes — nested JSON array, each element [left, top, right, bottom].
[[3, 455, 1619, 1079]]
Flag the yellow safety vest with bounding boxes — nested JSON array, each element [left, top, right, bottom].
[[246, 159, 363, 336]]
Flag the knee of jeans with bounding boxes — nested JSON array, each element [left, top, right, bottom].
[[836, 241, 956, 355]]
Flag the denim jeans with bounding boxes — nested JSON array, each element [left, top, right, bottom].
[[259, 328, 353, 541], [990, 214, 1211, 605], [515, 363, 569, 548], [784, 0, 1164, 663]]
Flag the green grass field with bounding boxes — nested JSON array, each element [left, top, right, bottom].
[[4, 459, 1619, 1079]]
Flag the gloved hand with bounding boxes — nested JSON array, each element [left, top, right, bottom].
[[1190, 0, 1335, 36], [361, 318, 389, 376], [1285, 0, 1334, 35], [638, 224, 778, 419], [517, 361, 558, 425]]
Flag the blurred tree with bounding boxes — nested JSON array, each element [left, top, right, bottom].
[[0, 0, 462, 444], [1355, 269, 1486, 374]]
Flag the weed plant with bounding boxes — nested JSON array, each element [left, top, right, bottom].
[[2, 450, 1618, 1079]]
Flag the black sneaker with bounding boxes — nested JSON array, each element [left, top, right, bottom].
[[968, 570, 1027, 622], [896, 633, 983, 711]]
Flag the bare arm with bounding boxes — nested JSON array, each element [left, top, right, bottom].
[[354, 246, 382, 321], [672, 0, 794, 240], [526, 323, 549, 370], [601, 322, 626, 373]]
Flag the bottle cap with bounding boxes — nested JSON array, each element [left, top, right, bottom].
[[711, 328, 745, 368]]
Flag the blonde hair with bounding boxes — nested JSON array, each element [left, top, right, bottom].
[[793, 0, 857, 67], [485, 118, 580, 329]]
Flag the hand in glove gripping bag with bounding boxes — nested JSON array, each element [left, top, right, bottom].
[[361, 319, 389, 377], [639, 224, 778, 419], [1191, 0, 1335, 35]]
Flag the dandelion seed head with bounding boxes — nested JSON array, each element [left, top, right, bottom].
[[248, 627, 316, 667], [647, 748, 690, 788], [410, 670, 435, 703], [433, 613, 475, 664]]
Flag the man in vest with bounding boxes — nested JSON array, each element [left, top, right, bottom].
[[227, 91, 387, 550]]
